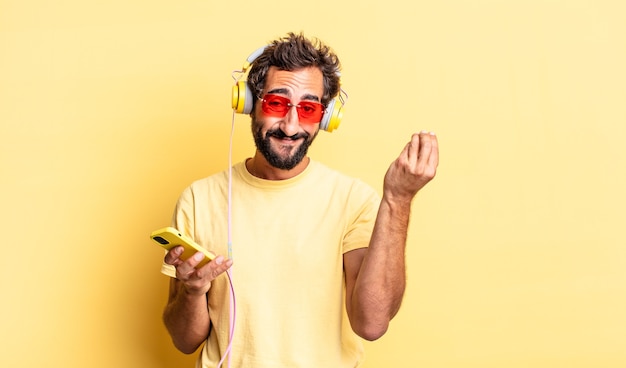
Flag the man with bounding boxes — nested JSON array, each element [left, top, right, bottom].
[[161, 32, 439, 367]]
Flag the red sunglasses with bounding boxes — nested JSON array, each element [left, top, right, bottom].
[[260, 94, 325, 124]]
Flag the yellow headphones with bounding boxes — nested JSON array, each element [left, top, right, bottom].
[[231, 46, 345, 132]]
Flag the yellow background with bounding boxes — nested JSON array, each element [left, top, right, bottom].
[[1, 1, 625, 367]]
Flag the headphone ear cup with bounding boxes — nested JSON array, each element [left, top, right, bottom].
[[232, 81, 254, 114], [319, 98, 343, 132]]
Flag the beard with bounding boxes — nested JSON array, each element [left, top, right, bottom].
[[252, 117, 318, 170]]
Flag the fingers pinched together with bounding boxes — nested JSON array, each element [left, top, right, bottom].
[[383, 131, 439, 202]]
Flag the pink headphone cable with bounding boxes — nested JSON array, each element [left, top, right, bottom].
[[216, 110, 238, 368], [216, 270, 236, 368]]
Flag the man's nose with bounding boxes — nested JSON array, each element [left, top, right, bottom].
[[280, 106, 300, 137]]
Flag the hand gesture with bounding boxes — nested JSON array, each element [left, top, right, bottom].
[[164, 247, 233, 296], [383, 131, 439, 203]]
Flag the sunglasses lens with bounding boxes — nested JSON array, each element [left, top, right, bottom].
[[262, 95, 290, 115], [261, 94, 325, 123], [297, 102, 324, 123]]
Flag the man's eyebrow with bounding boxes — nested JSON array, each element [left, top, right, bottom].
[[267, 88, 289, 95], [266, 88, 321, 103], [301, 94, 321, 103]]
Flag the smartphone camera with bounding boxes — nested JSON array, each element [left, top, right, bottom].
[[153, 236, 170, 245]]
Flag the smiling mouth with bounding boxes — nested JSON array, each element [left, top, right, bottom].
[[273, 136, 301, 143]]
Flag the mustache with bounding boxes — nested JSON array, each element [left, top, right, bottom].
[[266, 129, 309, 140]]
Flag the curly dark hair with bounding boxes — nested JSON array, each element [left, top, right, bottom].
[[247, 32, 341, 109]]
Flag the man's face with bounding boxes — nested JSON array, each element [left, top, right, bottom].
[[251, 66, 324, 170]]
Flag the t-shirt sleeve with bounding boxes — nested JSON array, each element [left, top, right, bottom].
[[342, 182, 380, 254]]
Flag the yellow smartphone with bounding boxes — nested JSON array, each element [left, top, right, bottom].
[[150, 227, 215, 268]]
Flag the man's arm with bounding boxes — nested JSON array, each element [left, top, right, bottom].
[[162, 248, 233, 354], [344, 131, 438, 341]]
